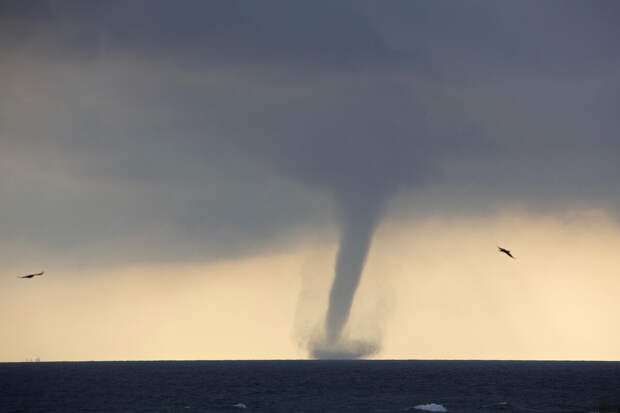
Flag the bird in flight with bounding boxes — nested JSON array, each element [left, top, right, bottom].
[[18, 271, 45, 279], [498, 247, 515, 259]]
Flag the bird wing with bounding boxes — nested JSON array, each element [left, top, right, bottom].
[[497, 248, 516, 258]]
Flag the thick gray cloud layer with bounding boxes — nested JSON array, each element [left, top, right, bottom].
[[1, 1, 619, 267]]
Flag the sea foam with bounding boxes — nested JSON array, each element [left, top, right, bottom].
[[412, 403, 448, 412]]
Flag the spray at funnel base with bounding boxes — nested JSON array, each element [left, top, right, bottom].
[[310, 338, 380, 359]]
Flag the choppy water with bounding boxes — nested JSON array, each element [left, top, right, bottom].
[[2, 360, 619, 413]]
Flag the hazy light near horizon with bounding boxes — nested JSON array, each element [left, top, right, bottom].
[[2, 210, 620, 362]]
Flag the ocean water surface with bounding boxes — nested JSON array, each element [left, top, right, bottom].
[[2, 360, 620, 413]]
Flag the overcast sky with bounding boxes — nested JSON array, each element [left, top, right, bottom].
[[1, 1, 619, 361]]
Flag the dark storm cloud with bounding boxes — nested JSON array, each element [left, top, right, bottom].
[[0, 0, 394, 68], [369, 1, 620, 72], [1, 0, 619, 266]]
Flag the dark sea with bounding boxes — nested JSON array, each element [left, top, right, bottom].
[[2, 360, 620, 413]]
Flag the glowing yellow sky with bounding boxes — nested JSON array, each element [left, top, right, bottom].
[[2, 209, 619, 361]]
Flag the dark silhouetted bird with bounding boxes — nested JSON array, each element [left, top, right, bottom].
[[498, 247, 515, 259], [18, 271, 45, 279]]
